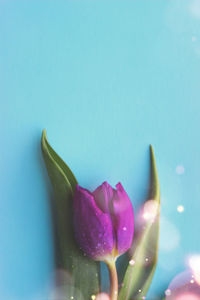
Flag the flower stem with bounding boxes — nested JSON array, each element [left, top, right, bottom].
[[106, 260, 118, 300]]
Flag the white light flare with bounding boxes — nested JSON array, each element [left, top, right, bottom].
[[143, 200, 159, 223], [188, 255, 200, 285], [165, 289, 172, 296], [177, 205, 184, 213], [129, 259, 135, 266]]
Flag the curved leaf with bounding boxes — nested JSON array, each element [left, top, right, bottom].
[[41, 129, 100, 300], [118, 145, 160, 300]]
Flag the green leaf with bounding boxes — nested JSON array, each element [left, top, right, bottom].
[[118, 145, 160, 300], [41, 129, 100, 300]]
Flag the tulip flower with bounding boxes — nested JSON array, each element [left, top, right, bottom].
[[73, 181, 134, 300]]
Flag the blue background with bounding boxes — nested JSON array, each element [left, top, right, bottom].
[[1, 0, 200, 299]]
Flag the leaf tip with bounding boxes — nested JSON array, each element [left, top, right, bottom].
[[41, 129, 47, 144], [41, 129, 48, 154], [149, 144, 153, 153], [42, 129, 47, 139], [149, 144, 156, 164], [149, 144, 160, 201]]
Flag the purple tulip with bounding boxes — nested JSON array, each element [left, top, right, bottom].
[[73, 181, 134, 261]]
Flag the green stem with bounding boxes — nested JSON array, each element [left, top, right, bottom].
[[106, 260, 118, 300]]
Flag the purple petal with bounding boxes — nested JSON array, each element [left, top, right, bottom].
[[112, 183, 134, 255], [73, 185, 114, 260], [93, 181, 113, 213]]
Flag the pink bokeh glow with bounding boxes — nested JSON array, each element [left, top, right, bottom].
[[95, 293, 110, 300], [175, 293, 199, 300]]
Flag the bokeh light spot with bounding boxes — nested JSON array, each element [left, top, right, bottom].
[[129, 259, 135, 266], [165, 289, 171, 296], [143, 200, 159, 222], [95, 293, 110, 300], [177, 205, 184, 213], [160, 217, 180, 252], [176, 165, 185, 175], [188, 255, 200, 284]]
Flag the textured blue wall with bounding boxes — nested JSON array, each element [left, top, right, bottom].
[[1, 1, 200, 299]]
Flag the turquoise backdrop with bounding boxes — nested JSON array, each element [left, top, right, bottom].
[[1, 0, 200, 299]]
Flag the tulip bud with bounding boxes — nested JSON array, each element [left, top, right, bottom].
[[73, 181, 134, 262]]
